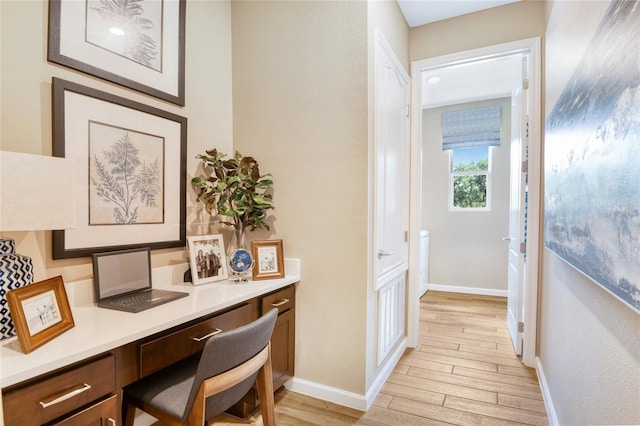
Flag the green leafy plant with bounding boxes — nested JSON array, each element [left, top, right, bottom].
[[191, 149, 274, 232]]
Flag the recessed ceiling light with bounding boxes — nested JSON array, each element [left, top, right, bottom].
[[426, 76, 441, 85], [109, 27, 125, 36]]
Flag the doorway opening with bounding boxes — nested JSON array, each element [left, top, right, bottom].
[[407, 38, 541, 367]]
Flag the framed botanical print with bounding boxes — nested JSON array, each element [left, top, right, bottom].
[[48, 0, 186, 105], [52, 77, 187, 259]]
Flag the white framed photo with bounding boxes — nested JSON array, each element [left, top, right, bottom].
[[187, 234, 228, 285]]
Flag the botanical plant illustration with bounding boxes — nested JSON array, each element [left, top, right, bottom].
[[92, 132, 161, 224], [90, 0, 160, 69]]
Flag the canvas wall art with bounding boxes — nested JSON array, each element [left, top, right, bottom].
[[544, 0, 639, 313]]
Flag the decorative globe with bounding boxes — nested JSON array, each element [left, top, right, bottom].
[[228, 249, 253, 273]]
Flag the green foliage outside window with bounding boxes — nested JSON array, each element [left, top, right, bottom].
[[452, 159, 489, 209], [453, 174, 487, 208]]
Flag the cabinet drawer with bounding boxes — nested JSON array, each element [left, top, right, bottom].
[[261, 285, 295, 314], [139, 302, 258, 377], [52, 394, 117, 426], [2, 355, 116, 426]]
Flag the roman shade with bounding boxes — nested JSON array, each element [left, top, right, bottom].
[[442, 104, 501, 150]]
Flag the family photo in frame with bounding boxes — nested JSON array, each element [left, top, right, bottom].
[[6, 276, 75, 354], [187, 235, 228, 285]]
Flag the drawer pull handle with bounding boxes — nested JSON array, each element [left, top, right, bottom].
[[108, 419, 116, 426], [39, 383, 92, 408], [271, 298, 290, 307], [192, 328, 222, 342]]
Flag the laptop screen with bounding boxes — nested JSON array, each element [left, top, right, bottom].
[[93, 247, 152, 301]]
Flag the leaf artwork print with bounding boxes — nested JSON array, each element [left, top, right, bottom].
[[89, 121, 164, 225], [85, 0, 163, 71]]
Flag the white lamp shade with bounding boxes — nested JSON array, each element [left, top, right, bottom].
[[0, 151, 76, 231]]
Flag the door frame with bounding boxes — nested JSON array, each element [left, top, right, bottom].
[[407, 37, 541, 367]]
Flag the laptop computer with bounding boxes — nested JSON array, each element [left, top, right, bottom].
[[92, 247, 188, 313]]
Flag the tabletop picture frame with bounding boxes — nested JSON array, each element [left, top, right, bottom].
[[187, 234, 229, 285], [6, 276, 75, 354], [52, 77, 187, 259], [252, 239, 285, 280], [48, 0, 186, 105]]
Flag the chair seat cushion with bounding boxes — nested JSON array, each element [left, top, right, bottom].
[[124, 354, 199, 419]]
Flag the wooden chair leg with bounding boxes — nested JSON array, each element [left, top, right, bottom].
[[122, 396, 137, 426], [255, 345, 276, 426]]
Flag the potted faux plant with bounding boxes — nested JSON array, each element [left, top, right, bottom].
[[191, 149, 274, 253]]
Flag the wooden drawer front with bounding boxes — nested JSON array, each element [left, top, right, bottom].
[[139, 302, 258, 377], [2, 355, 116, 426], [52, 394, 117, 426], [261, 285, 295, 314]]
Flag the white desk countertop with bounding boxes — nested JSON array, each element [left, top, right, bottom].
[[0, 259, 300, 389]]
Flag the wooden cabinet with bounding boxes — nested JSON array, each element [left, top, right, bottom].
[[262, 285, 296, 390], [2, 355, 116, 426], [230, 285, 296, 417], [51, 394, 117, 426], [2, 283, 297, 425]]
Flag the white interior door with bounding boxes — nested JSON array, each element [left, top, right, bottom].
[[374, 30, 410, 290], [506, 55, 528, 356]]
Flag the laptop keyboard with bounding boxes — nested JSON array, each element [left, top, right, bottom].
[[110, 289, 171, 307]]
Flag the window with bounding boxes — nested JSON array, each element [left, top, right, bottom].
[[441, 104, 501, 211], [450, 146, 491, 210]]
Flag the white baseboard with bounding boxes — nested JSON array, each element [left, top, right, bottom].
[[288, 377, 367, 411], [426, 283, 507, 297], [365, 336, 407, 409], [535, 356, 559, 426], [288, 337, 407, 412]]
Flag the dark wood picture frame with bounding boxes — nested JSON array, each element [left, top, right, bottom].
[[6, 276, 75, 354], [252, 240, 285, 280], [48, 0, 186, 105], [52, 77, 187, 259]]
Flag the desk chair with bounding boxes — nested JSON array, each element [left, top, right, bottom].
[[122, 308, 279, 426]]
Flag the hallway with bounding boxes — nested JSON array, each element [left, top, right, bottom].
[[360, 291, 549, 425], [210, 290, 549, 425]]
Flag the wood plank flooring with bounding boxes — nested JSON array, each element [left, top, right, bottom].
[[206, 291, 549, 425]]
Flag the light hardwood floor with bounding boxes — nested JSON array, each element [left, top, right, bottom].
[[208, 291, 549, 425]]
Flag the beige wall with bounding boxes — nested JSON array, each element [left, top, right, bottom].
[[231, 0, 370, 394], [409, 0, 546, 62], [422, 98, 511, 290], [0, 1, 233, 283], [538, 1, 640, 423]]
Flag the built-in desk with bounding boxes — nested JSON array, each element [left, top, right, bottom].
[[0, 259, 300, 425]]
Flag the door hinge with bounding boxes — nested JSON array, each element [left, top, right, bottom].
[[404, 105, 410, 117], [521, 160, 528, 173], [522, 79, 529, 90], [518, 322, 525, 333], [520, 242, 527, 254]]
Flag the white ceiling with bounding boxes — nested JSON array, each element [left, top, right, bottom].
[[396, 0, 524, 109], [421, 54, 522, 109], [397, 0, 521, 27]]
